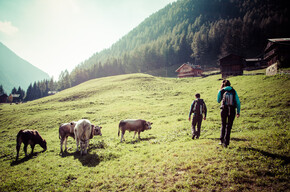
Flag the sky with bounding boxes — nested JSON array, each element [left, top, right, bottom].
[[0, 0, 176, 79]]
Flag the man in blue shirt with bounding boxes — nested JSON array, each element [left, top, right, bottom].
[[189, 93, 207, 139]]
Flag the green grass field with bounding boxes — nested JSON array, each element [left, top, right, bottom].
[[0, 72, 289, 191]]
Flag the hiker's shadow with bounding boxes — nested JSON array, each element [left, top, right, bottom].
[[10, 152, 43, 166], [231, 138, 249, 142], [242, 147, 290, 165], [206, 137, 249, 142]]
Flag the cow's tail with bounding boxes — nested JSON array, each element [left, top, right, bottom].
[[81, 123, 90, 141], [81, 128, 86, 141], [118, 121, 122, 137], [118, 121, 126, 137], [59, 125, 61, 140], [16, 130, 24, 146], [16, 130, 24, 160]]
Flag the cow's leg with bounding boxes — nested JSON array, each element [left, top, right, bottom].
[[138, 131, 141, 140], [121, 130, 126, 142], [80, 141, 85, 155], [80, 141, 83, 155], [76, 137, 79, 152], [82, 143, 85, 155], [64, 137, 68, 151], [30, 144, 35, 155], [60, 137, 64, 152], [84, 141, 88, 155], [133, 131, 137, 139], [23, 144, 28, 157], [82, 142, 85, 155], [16, 142, 21, 160], [86, 140, 89, 154]]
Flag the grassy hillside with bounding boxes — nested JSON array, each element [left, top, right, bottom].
[[0, 73, 289, 191]]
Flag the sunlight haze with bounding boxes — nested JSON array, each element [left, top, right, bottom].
[[0, 0, 176, 79]]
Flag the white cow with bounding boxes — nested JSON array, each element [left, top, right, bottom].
[[74, 119, 102, 155]]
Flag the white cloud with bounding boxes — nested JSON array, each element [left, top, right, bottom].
[[0, 21, 18, 35]]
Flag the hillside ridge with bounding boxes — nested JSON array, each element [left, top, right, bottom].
[[0, 42, 50, 93]]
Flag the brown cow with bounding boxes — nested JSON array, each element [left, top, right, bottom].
[[59, 121, 77, 152], [16, 129, 47, 160], [118, 119, 153, 142]]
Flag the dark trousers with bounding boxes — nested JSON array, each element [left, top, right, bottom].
[[220, 107, 236, 146], [192, 115, 203, 138]]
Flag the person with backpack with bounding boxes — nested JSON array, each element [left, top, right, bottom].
[[189, 93, 207, 139], [217, 80, 240, 148]]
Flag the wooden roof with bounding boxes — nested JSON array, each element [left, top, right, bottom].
[[265, 38, 290, 52], [175, 63, 202, 72]]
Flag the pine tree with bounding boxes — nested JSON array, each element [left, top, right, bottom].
[[0, 85, 5, 94]]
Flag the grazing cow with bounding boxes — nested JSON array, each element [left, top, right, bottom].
[[118, 119, 153, 142], [59, 121, 77, 152], [74, 119, 102, 155], [16, 129, 47, 160]]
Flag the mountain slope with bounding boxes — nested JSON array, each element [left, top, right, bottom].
[[68, 0, 289, 83], [0, 72, 289, 191], [0, 42, 50, 93]]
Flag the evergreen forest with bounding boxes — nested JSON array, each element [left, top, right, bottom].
[[67, 0, 289, 86]]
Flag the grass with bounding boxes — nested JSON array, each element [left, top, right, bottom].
[[0, 72, 289, 191]]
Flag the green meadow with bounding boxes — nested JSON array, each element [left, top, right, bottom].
[[0, 72, 289, 191]]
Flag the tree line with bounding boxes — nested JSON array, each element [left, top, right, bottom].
[[0, 78, 58, 102]]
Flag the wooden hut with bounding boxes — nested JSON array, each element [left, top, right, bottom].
[[264, 38, 290, 75], [264, 38, 290, 67], [245, 58, 264, 69], [175, 62, 203, 78], [219, 54, 244, 78], [0, 94, 8, 103]]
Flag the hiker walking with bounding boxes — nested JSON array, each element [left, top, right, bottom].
[[217, 80, 240, 148], [189, 93, 207, 139]]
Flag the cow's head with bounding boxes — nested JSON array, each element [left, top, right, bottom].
[[70, 121, 76, 128], [35, 130, 47, 151], [145, 121, 153, 130], [90, 125, 102, 139], [69, 121, 77, 133], [94, 125, 102, 136], [41, 139, 47, 151]]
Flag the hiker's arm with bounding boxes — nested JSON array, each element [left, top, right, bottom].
[[189, 101, 194, 121], [235, 90, 241, 115], [203, 101, 207, 119], [217, 90, 222, 103]]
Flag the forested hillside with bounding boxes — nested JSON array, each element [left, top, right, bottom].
[[61, 0, 289, 87]]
